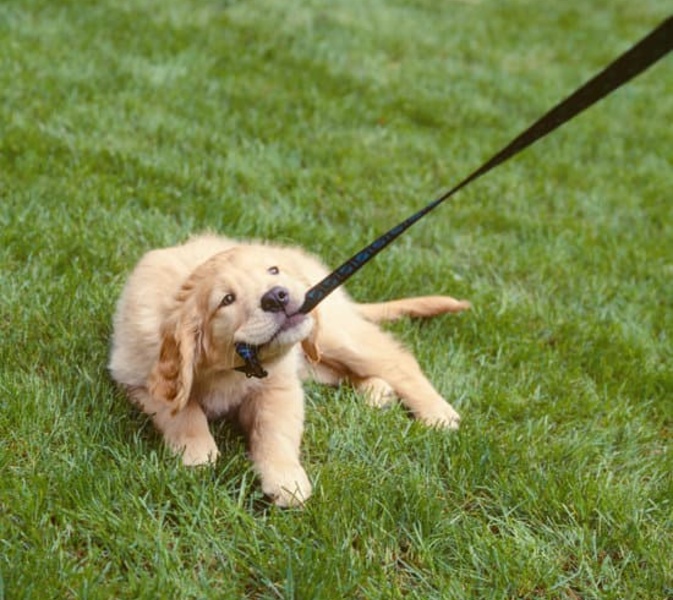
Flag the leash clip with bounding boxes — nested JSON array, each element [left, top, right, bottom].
[[234, 343, 268, 379]]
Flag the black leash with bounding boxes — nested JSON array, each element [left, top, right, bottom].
[[236, 16, 673, 378]]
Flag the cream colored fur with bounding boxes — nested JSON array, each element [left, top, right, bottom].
[[109, 234, 470, 506]]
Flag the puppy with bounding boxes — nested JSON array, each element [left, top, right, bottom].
[[109, 234, 470, 506]]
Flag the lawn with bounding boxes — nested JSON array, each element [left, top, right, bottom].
[[1, 0, 672, 598]]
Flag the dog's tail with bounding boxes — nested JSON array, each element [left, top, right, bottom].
[[356, 295, 471, 323]]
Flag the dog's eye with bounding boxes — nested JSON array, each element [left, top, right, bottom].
[[268, 266, 280, 275], [220, 293, 236, 307]]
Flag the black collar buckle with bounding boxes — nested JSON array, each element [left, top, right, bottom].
[[234, 343, 268, 379]]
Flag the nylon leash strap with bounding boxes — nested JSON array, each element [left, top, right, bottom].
[[236, 16, 673, 377]]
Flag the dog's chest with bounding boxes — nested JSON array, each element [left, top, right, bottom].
[[195, 373, 260, 419]]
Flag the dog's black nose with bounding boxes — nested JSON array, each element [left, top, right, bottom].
[[261, 286, 290, 312]]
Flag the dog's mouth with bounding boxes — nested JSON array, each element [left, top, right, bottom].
[[233, 309, 311, 379], [236, 310, 310, 350], [265, 311, 309, 345], [276, 311, 306, 334]]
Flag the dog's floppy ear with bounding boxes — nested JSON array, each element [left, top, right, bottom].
[[148, 290, 202, 414]]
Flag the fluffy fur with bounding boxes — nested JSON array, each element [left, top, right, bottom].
[[109, 234, 470, 506]]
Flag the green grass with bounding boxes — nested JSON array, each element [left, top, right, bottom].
[[1, 0, 672, 597]]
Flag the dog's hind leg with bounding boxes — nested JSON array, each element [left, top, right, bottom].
[[315, 316, 461, 429]]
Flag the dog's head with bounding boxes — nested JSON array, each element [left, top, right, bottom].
[[148, 245, 317, 411]]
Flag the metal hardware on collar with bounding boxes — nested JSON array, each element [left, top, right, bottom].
[[234, 342, 268, 378], [236, 16, 673, 376]]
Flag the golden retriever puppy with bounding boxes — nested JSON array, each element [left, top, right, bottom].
[[109, 234, 469, 506]]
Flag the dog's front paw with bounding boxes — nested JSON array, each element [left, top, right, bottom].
[[260, 464, 312, 507], [168, 435, 220, 466], [416, 401, 461, 430]]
